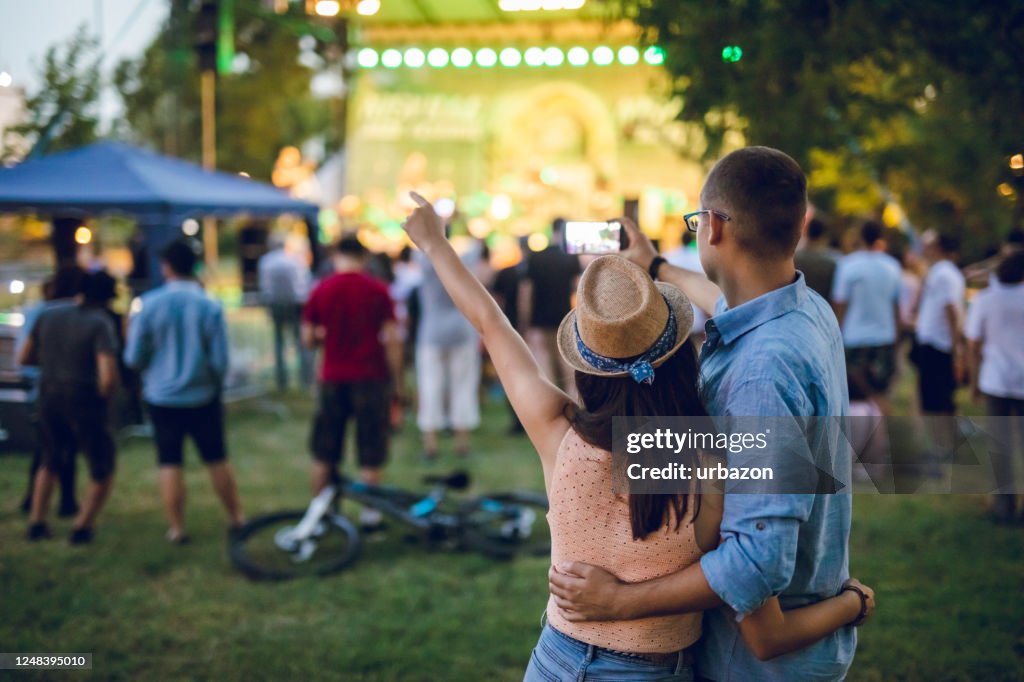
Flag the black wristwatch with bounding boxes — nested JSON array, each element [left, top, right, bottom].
[[648, 256, 667, 281]]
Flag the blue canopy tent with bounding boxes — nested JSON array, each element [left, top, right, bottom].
[[0, 141, 321, 287]]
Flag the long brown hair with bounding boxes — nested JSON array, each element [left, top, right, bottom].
[[565, 342, 707, 540]]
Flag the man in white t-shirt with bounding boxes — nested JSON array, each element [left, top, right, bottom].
[[912, 231, 965, 477], [832, 221, 902, 413], [965, 251, 1024, 523], [913, 231, 965, 415]]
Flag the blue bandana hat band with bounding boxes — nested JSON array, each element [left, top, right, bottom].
[[574, 295, 678, 385]]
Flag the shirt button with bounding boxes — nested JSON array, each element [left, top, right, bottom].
[[755, 522, 766, 531]]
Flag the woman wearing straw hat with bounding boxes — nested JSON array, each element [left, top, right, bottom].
[[403, 192, 873, 681]]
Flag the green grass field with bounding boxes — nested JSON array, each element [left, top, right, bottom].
[[2, 381, 1023, 681]]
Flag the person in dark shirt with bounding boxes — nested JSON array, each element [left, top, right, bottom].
[[794, 217, 838, 302], [521, 219, 581, 398], [19, 266, 84, 517], [19, 271, 121, 544]]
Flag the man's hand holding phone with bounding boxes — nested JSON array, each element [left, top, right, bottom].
[[613, 217, 659, 272]]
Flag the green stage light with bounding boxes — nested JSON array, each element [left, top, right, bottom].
[[618, 45, 640, 65], [451, 47, 473, 67], [357, 48, 379, 68], [722, 45, 743, 62], [381, 48, 402, 68], [524, 47, 545, 66], [427, 47, 449, 67], [404, 48, 425, 68], [643, 46, 665, 65], [567, 46, 589, 66], [544, 47, 564, 66], [476, 47, 498, 67], [592, 46, 614, 65], [499, 47, 522, 67]]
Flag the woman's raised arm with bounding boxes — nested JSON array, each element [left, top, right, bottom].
[[403, 193, 572, 477]]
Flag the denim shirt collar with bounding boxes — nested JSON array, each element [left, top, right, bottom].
[[163, 279, 203, 293], [706, 271, 807, 346]]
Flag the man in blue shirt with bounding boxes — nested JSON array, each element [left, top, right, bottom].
[[124, 240, 245, 544], [832, 220, 902, 413], [549, 147, 855, 680]]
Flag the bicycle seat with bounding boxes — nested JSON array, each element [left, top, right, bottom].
[[422, 470, 471, 490]]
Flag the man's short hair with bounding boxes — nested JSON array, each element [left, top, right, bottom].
[[806, 218, 828, 242], [702, 146, 807, 259], [1005, 229, 1024, 248], [80, 270, 117, 303], [860, 221, 884, 247], [937, 234, 960, 255], [81, 270, 118, 305], [996, 251, 1024, 285], [160, 239, 199, 277], [336, 235, 367, 257], [51, 265, 84, 299], [552, 217, 566, 235]]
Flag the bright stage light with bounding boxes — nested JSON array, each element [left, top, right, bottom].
[[314, 0, 340, 17], [476, 48, 497, 67], [592, 46, 614, 65], [427, 48, 449, 67], [74, 226, 92, 245], [404, 48, 425, 68], [356, 0, 380, 15], [357, 48, 379, 68], [567, 46, 589, 66], [544, 47, 564, 66], [524, 47, 545, 67], [499, 48, 522, 67], [618, 46, 640, 65], [381, 49, 402, 68], [451, 48, 473, 68], [643, 46, 665, 65]]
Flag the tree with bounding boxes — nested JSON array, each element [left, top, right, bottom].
[[617, 0, 1024, 259], [113, 0, 333, 180], [1, 26, 101, 162]]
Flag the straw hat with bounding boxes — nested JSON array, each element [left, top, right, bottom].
[[556, 256, 694, 382]]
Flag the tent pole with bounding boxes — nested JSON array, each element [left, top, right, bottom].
[[201, 68, 219, 270]]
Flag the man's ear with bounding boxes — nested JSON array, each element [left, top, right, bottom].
[[707, 212, 726, 247]]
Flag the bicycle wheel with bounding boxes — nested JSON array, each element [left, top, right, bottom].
[[229, 510, 361, 581], [459, 491, 550, 560]]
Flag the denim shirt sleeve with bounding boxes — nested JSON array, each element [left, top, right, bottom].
[[699, 377, 816, 618], [205, 304, 229, 385], [123, 309, 150, 370]]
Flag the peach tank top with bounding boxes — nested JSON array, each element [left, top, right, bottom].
[[546, 429, 704, 654]]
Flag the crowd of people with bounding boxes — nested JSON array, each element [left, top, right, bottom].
[[12, 143, 1024, 680]]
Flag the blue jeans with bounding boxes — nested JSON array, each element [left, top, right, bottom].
[[524, 624, 694, 682], [268, 303, 311, 390]]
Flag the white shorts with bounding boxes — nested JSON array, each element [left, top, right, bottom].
[[416, 341, 481, 432]]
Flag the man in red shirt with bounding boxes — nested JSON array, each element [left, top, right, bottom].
[[302, 237, 403, 524]]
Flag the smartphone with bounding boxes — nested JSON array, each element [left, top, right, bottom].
[[564, 220, 623, 255]]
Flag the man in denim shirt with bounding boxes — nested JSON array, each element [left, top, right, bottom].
[[549, 147, 856, 680], [124, 240, 245, 543]]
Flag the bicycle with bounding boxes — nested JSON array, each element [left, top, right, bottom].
[[228, 470, 549, 580]]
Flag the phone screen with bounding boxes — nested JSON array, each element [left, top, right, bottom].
[[564, 221, 622, 255]]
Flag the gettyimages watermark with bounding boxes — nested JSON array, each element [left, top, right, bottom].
[[611, 415, 1024, 495]]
